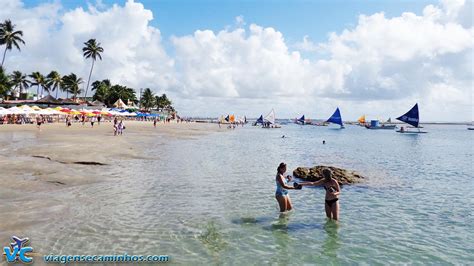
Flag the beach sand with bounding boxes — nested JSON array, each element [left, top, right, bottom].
[[0, 121, 221, 241]]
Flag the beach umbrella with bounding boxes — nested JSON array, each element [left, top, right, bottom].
[[0, 108, 8, 115], [8, 107, 26, 114], [92, 111, 102, 115], [31, 105, 41, 111]]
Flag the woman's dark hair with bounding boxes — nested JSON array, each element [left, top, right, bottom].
[[323, 168, 332, 180], [277, 162, 287, 172]]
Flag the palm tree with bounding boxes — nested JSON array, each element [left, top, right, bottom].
[[29, 71, 46, 99], [82, 39, 104, 100], [107, 85, 137, 107], [0, 20, 25, 68], [0, 66, 12, 98], [155, 94, 172, 111], [62, 73, 83, 101], [140, 88, 155, 111], [10, 70, 30, 99], [91, 79, 111, 103], [46, 71, 62, 98]]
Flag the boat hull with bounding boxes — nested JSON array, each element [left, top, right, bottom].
[[366, 125, 397, 130], [396, 130, 428, 134]]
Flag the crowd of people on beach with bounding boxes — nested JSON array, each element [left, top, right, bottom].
[[0, 112, 186, 137]]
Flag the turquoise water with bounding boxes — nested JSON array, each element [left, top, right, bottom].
[[7, 124, 474, 264]]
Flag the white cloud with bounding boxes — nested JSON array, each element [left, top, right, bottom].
[[0, 0, 472, 121], [293, 35, 320, 52], [1, 0, 176, 95]]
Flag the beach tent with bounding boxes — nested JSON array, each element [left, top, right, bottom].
[[127, 100, 139, 109], [113, 99, 128, 109]]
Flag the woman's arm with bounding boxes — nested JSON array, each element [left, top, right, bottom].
[[299, 179, 325, 187], [277, 175, 294, 190]]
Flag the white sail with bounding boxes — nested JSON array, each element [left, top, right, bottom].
[[264, 109, 276, 124]]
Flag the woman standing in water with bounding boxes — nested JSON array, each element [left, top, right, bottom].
[[299, 168, 340, 220], [275, 162, 298, 212]]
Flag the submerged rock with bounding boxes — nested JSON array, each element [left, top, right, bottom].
[[293, 166, 364, 185]]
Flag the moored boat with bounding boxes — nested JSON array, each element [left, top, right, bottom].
[[365, 119, 397, 130], [295, 115, 306, 125], [262, 109, 281, 128], [396, 103, 427, 134]]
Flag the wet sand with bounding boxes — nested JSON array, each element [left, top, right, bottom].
[[0, 121, 222, 241]]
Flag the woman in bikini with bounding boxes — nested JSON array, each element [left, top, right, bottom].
[[298, 168, 341, 220], [275, 162, 298, 212]]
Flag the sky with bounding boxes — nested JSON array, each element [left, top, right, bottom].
[[0, 0, 472, 121]]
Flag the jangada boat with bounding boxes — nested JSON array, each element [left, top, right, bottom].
[[262, 109, 281, 128], [253, 115, 264, 126], [396, 103, 427, 134], [295, 115, 306, 125], [326, 107, 344, 129]]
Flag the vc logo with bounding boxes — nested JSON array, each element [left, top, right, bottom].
[[3, 236, 33, 263]]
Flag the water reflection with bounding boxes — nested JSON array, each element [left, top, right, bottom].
[[322, 219, 341, 260], [271, 213, 293, 265]]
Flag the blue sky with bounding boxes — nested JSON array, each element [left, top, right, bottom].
[[3, 0, 472, 121], [23, 0, 436, 44]]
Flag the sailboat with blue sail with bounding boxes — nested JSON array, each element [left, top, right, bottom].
[[326, 107, 344, 129], [396, 103, 427, 134], [295, 115, 306, 125], [253, 115, 264, 126]]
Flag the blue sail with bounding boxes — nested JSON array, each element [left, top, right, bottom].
[[298, 115, 305, 124], [396, 103, 419, 128], [326, 108, 343, 126], [255, 115, 264, 124]]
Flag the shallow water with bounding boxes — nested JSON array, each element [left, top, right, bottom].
[[2, 124, 474, 264]]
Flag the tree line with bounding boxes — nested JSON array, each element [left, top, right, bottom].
[[0, 19, 174, 111]]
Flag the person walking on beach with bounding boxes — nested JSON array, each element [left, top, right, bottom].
[[66, 116, 72, 127], [275, 162, 298, 212], [91, 116, 96, 128], [153, 118, 157, 128], [81, 115, 86, 126], [298, 168, 341, 220], [97, 115, 102, 125], [118, 120, 124, 135], [36, 115, 44, 130]]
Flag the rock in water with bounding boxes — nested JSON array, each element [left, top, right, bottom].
[[293, 166, 364, 185]]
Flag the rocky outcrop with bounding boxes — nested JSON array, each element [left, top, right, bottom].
[[293, 166, 364, 185]]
